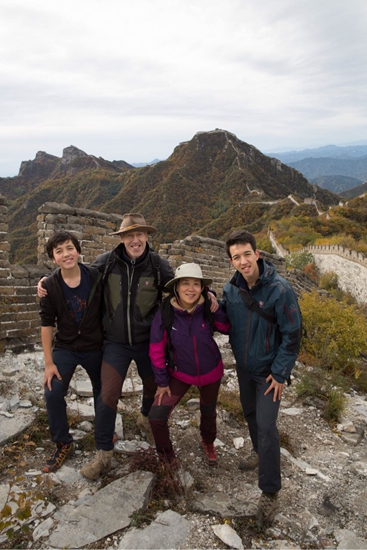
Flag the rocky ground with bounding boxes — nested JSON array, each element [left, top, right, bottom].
[[0, 337, 367, 549]]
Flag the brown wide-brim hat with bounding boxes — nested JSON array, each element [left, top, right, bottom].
[[110, 213, 157, 236]]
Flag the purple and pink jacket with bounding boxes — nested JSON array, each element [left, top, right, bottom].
[[149, 300, 231, 388]]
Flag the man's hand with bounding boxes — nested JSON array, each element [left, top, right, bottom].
[[264, 374, 284, 402], [207, 291, 219, 313], [155, 385, 171, 406], [43, 363, 62, 391], [37, 277, 48, 299]]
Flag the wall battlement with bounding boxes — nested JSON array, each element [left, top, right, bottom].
[[304, 244, 367, 269]]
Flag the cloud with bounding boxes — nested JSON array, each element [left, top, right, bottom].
[[0, 0, 366, 176]]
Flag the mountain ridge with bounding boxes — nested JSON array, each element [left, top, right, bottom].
[[0, 129, 339, 264]]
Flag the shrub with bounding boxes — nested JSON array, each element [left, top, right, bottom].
[[324, 388, 345, 423], [319, 271, 338, 291], [294, 364, 346, 423], [299, 290, 367, 377], [303, 262, 319, 282], [285, 250, 315, 271]]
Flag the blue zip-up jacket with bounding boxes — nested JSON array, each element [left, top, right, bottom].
[[221, 258, 302, 383]]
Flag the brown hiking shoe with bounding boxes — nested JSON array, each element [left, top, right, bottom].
[[43, 442, 73, 473], [136, 412, 155, 445], [257, 491, 278, 527], [80, 449, 113, 480], [238, 449, 259, 471]]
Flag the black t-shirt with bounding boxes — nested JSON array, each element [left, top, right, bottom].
[[61, 264, 91, 326]]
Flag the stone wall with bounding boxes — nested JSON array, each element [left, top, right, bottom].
[[0, 195, 46, 352], [0, 200, 317, 352], [307, 244, 367, 269], [309, 252, 367, 304], [296, 245, 367, 304], [269, 233, 367, 304], [37, 202, 124, 268]]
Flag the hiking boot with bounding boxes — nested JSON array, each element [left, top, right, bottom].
[[238, 449, 259, 471], [80, 449, 113, 480], [43, 442, 73, 473], [201, 440, 217, 466], [257, 491, 279, 528], [136, 412, 155, 445]]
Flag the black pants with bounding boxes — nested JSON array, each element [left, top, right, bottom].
[[94, 340, 156, 450], [44, 349, 102, 444], [236, 367, 281, 493]]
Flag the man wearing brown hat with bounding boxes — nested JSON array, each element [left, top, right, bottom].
[[80, 213, 174, 479]]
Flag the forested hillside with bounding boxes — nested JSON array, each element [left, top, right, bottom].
[[0, 129, 351, 264]]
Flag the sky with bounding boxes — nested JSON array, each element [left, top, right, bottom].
[[1, 0, 366, 177]]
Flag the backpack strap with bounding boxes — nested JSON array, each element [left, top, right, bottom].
[[238, 288, 276, 324], [101, 251, 115, 283], [149, 251, 163, 302], [160, 297, 176, 370]]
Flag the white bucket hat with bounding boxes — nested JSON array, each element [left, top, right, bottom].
[[165, 263, 212, 289]]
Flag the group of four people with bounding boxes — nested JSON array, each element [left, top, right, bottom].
[[38, 213, 302, 526]]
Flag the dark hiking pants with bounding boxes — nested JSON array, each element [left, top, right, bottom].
[[94, 340, 156, 451], [44, 349, 102, 444], [236, 368, 281, 493], [148, 377, 221, 462]]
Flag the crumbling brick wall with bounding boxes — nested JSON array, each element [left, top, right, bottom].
[[0, 200, 318, 352]]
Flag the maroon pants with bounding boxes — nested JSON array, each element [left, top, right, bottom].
[[148, 377, 221, 462]]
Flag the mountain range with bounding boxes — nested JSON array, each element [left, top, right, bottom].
[[0, 129, 350, 264], [268, 144, 367, 193]]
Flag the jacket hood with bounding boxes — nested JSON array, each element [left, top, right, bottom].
[[231, 258, 276, 289]]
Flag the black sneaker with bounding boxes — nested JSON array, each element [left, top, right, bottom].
[[43, 442, 73, 473]]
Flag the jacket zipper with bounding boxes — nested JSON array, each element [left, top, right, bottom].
[[190, 315, 201, 386], [126, 262, 135, 345], [244, 308, 251, 369]]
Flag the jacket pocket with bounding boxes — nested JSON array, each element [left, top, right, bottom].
[[136, 277, 158, 319]]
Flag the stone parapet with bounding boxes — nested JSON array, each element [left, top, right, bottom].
[[304, 244, 367, 269]]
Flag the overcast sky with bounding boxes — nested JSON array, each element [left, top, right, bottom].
[[1, 0, 366, 176]]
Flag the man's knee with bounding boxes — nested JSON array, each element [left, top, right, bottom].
[[44, 379, 66, 403]]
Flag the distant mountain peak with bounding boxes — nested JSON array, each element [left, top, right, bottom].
[[18, 151, 60, 179], [61, 145, 88, 165]]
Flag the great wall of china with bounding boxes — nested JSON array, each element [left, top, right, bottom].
[[1, 196, 364, 352]]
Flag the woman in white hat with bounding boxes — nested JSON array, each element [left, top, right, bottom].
[[148, 263, 230, 466]]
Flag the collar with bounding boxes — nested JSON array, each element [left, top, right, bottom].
[[117, 243, 149, 266], [170, 294, 204, 313]]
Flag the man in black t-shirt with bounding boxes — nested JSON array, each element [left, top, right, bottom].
[[39, 231, 103, 473]]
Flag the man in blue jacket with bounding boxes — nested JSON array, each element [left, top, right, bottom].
[[221, 230, 302, 527]]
